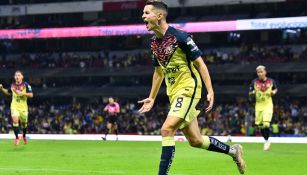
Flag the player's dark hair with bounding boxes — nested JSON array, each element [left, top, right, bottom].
[[15, 70, 24, 75], [146, 0, 168, 13]]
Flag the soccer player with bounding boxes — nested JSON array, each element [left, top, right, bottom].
[[102, 97, 120, 141], [0, 70, 34, 145], [249, 65, 278, 151], [139, 1, 245, 174]]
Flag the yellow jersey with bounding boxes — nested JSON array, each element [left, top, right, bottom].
[[249, 78, 277, 111], [151, 26, 202, 100], [10, 82, 32, 112]]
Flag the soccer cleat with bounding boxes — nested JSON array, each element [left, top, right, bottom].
[[264, 141, 270, 151], [231, 144, 246, 174], [14, 138, 20, 146], [23, 136, 28, 145], [102, 137, 106, 141]]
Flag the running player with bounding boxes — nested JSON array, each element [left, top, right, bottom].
[[139, 1, 245, 174], [102, 97, 120, 141], [249, 65, 278, 151], [0, 70, 34, 145]]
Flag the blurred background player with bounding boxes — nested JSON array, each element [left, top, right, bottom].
[[0, 70, 34, 145], [139, 1, 245, 174], [249, 65, 278, 151], [102, 97, 120, 141]]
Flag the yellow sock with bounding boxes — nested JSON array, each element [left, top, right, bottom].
[[162, 137, 175, 146], [200, 136, 210, 149]]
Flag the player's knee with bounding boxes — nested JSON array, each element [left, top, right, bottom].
[[21, 123, 27, 128], [188, 138, 203, 148], [161, 126, 175, 137], [12, 118, 19, 124], [263, 122, 270, 128]]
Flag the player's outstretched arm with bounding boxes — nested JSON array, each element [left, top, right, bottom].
[[138, 67, 164, 113], [193, 57, 214, 112], [0, 84, 10, 96]]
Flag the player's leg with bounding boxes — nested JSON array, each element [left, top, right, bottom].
[[181, 118, 245, 174], [255, 110, 266, 139], [262, 110, 273, 151], [158, 95, 192, 175], [19, 111, 28, 144], [11, 109, 20, 145], [158, 116, 183, 175], [103, 122, 112, 141], [113, 122, 119, 141], [255, 110, 270, 150]]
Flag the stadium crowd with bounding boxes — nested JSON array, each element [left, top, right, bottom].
[[0, 98, 306, 137], [0, 44, 307, 69]]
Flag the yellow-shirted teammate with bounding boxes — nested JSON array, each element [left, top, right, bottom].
[[138, 1, 245, 174], [249, 65, 278, 151], [0, 70, 34, 145]]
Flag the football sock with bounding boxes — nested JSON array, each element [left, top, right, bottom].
[[264, 128, 270, 141], [104, 128, 109, 138], [158, 137, 175, 175], [201, 136, 232, 155], [23, 127, 27, 138], [114, 129, 118, 136], [13, 126, 19, 139], [261, 128, 269, 141]]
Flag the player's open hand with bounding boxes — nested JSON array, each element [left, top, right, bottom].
[[205, 92, 214, 112], [0, 84, 3, 89], [138, 98, 154, 113]]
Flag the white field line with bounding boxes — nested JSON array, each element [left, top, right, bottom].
[[0, 167, 146, 174]]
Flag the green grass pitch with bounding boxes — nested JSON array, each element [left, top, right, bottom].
[[0, 139, 307, 175]]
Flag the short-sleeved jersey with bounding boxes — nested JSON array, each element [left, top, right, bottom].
[[151, 26, 202, 99], [249, 78, 277, 111], [104, 102, 120, 116], [10, 82, 32, 112]]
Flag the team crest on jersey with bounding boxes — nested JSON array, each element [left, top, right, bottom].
[[151, 35, 178, 67]]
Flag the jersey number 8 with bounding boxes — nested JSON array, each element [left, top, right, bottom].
[[175, 97, 183, 108]]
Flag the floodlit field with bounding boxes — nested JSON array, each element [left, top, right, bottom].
[[0, 140, 306, 175]]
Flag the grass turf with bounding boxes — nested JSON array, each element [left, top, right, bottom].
[[0, 139, 306, 175]]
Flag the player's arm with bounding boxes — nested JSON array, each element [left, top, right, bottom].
[[138, 67, 164, 113], [103, 105, 108, 111], [248, 80, 255, 96], [248, 80, 256, 103], [0, 84, 11, 96], [193, 57, 214, 112], [181, 32, 214, 112], [115, 103, 120, 113], [271, 79, 278, 96]]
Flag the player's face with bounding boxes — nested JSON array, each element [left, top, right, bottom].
[[256, 69, 267, 80], [108, 98, 114, 104], [142, 5, 160, 31], [14, 72, 23, 84]]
